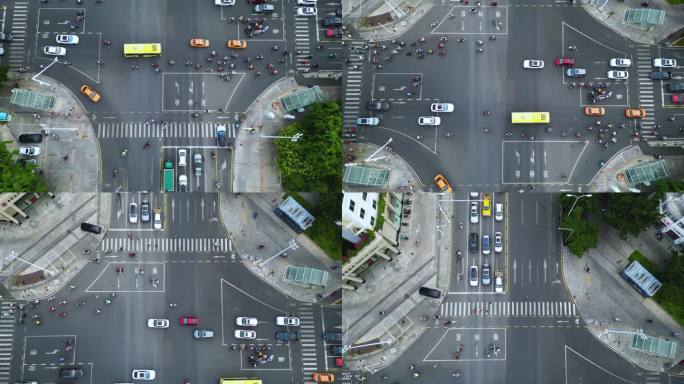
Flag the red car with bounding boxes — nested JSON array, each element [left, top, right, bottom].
[[554, 57, 575, 66], [335, 357, 343, 368], [326, 28, 343, 38], [178, 316, 199, 326], [673, 95, 682, 104]]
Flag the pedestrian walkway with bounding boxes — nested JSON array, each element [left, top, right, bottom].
[[298, 303, 319, 383], [440, 300, 578, 318], [99, 237, 231, 253], [342, 42, 365, 129], [294, 18, 312, 72], [0, 302, 16, 384], [96, 122, 237, 139], [6, 1, 28, 69], [634, 46, 657, 139]]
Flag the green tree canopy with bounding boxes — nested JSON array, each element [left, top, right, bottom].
[[0, 141, 47, 192], [600, 194, 659, 239], [561, 205, 599, 256], [0, 65, 10, 89], [274, 101, 342, 192]]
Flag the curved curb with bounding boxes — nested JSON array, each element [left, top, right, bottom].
[[353, 4, 436, 43], [344, 142, 425, 191]]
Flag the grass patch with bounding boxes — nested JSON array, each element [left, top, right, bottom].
[[667, 0, 684, 5], [283, 192, 341, 261], [627, 250, 662, 279], [373, 194, 386, 232], [628, 250, 684, 326]]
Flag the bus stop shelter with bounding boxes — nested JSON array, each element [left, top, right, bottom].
[[10, 89, 55, 111], [343, 164, 390, 187], [630, 333, 677, 358], [285, 266, 329, 287], [623, 8, 665, 29], [625, 160, 670, 187], [278, 86, 323, 112]]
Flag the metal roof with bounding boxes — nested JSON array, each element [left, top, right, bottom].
[[10, 89, 55, 111], [343, 164, 390, 186], [625, 160, 670, 186], [278, 86, 323, 112], [620, 261, 662, 298], [630, 333, 677, 358], [624, 8, 665, 27], [285, 266, 329, 287]]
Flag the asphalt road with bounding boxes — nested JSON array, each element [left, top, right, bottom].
[[345, 4, 684, 192], [7, 192, 341, 384]]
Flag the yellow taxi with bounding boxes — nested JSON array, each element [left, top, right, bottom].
[[624, 108, 646, 118], [312, 372, 335, 382], [80, 85, 101, 103], [482, 193, 492, 217], [583, 106, 605, 116], [433, 173, 453, 193], [189, 38, 210, 48], [227, 40, 247, 49]]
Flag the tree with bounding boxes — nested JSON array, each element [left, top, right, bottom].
[[601, 194, 659, 239], [653, 178, 684, 193], [0, 65, 10, 89], [274, 101, 342, 192], [561, 205, 599, 256], [0, 141, 47, 192]]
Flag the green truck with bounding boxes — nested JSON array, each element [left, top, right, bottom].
[[163, 161, 174, 192]]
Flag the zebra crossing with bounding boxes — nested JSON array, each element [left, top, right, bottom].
[[294, 18, 312, 71], [96, 122, 237, 139], [298, 303, 320, 383], [440, 300, 578, 318], [635, 46, 657, 138], [0, 302, 16, 384], [342, 42, 365, 128], [6, 1, 28, 69], [100, 237, 231, 253]]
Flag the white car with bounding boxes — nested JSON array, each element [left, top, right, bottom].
[[609, 58, 631, 68], [607, 70, 628, 80], [469, 192, 479, 199], [43, 46, 66, 56], [494, 232, 503, 253], [468, 265, 479, 287], [214, 0, 235, 5], [234, 329, 256, 339], [129, 202, 138, 224], [56, 34, 79, 45], [653, 58, 676, 68], [357, 117, 379, 126], [430, 103, 454, 113], [418, 116, 441, 126], [276, 316, 300, 326], [235, 317, 258, 327], [297, 0, 317, 4], [178, 174, 188, 186], [469, 202, 479, 224], [147, 319, 169, 328], [495, 203, 503, 221], [296, 7, 317, 16], [18, 146, 41, 156], [522, 59, 544, 69], [132, 370, 156, 381], [178, 149, 187, 167], [494, 273, 504, 293], [153, 209, 162, 230]]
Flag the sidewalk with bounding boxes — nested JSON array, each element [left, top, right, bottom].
[[591, 145, 684, 191], [343, 142, 423, 192], [344, 192, 452, 372], [346, 0, 434, 42], [231, 77, 338, 193], [563, 223, 684, 373], [3, 74, 100, 191], [0, 193, 111, 300], [219, 193, 340, 304]]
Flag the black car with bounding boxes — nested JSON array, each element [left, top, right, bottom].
[[336, 5, 342, 17], [365, 100, 390, 112], [80, 222, 102, 234], [59, 367, 84, 379], [323, 331, 343, 342], [275, 331, 298, 342], [418, 286, 441, 299], [667, 82, 684, 93], [321, 16, 343, 27], [329, 344, 343, 355], [18, 134, 43, 144], [650, 71, 672, 80], [468, 233, 479, 254]]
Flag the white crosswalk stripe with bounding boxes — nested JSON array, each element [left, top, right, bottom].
[[298, 303, 319, 383], [294, 18, 312, 71], [342, 42, 365, 129], [0, 302, 17, 383], [100, 237, 231, 253], [440, 301, 578, 317], [635, 47, 657, 138], [96, 122, 237, 139], [7, 2, 29, 69]]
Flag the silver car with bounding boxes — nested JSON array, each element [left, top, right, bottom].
[[469, 202, 479, 224], [128, 203, 138, 224], [140, 200, 150, 223]]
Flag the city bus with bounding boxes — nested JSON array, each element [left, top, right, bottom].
[[219, 379, 262, 384], [123, 43, 162, 58], [510, 112, 550, 124]]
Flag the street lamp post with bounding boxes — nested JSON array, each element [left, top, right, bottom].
[[565, 193, 593, 216], [558, 227, 575, 241], [365, 137, 393, 162]]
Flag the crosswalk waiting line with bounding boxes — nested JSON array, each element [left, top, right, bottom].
[[7, 2, 28, 69], [100, 237, 231, 253], [342, 42, 365, 129], [635, 47, 657, 138], [440, 301, 578, 318], [298, 303, 319, 383], [96, 122, 237, 138], [294, 18, 312, 71], [0, 302, 17, 384]]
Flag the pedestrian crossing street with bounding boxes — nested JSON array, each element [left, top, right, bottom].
[[440, 300, 578, 318], [0, 302, 17, 384], [342, 42, 365, 128], [298, 303, 320, 384], [6, 1, 28, 69], [96, 122, 238, 139], [635, 46, 657, 139], [100, 237, 231, 253], [294, 18, 312, 72]]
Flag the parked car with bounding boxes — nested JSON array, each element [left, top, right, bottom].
[[0, 112, 11, 122], [18, 134, 43, 144], [418, 286, 442, 299], [18, 146, 41, 156], [80, 222, 102, 234], [276, 316, 300, 326], [275, 331, 299, 342]]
